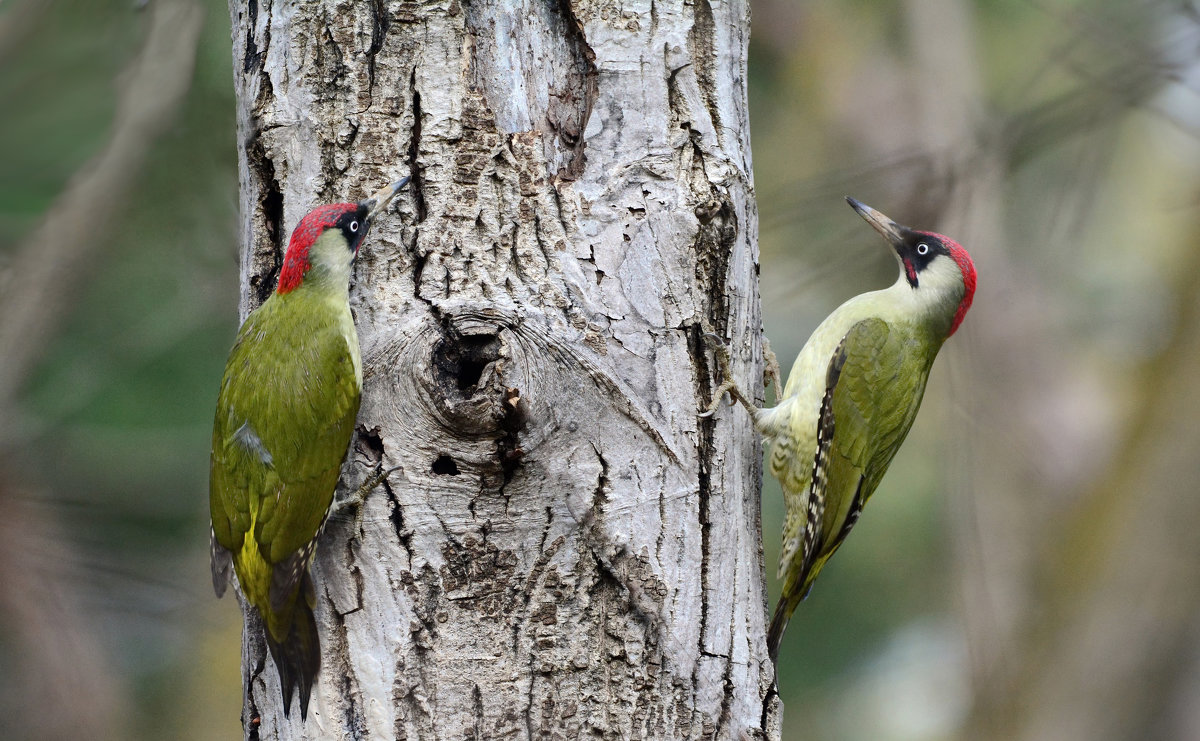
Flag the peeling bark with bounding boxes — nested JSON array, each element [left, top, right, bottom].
[[228, 1, 775, 738]]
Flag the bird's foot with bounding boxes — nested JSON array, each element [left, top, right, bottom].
[[699, 379, 739, 418], [699, 333, 752, 417], [333, 464, 402, 518]]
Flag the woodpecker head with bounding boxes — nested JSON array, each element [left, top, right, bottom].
[[277, 177, 410, 294], [846, 196, 976, 336]]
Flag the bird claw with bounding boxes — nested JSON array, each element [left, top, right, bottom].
[[701, 380, 741, 416], [699, 332, 775, 418], [700, 334, 745, 416], [702, 332, 726, 349], [333, 464, 402, 518], [697, 396, 737, 418]]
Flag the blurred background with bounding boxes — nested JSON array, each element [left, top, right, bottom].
[[2, 0, 1199, 739]]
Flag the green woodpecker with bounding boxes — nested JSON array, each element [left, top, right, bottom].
[[705, 197, 976, 662], [209, 177, 408, 719]]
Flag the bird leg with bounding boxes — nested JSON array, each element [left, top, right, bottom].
[[762, 338, 783, 402], [700, 333, 758, 417], [333, 464, 402, 517]]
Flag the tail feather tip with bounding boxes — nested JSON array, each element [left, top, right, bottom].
[[262, 602, 320, 721]]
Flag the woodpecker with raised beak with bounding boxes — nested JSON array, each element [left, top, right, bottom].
[[705, 197, 976, 662], [209, 177, 409, 719]]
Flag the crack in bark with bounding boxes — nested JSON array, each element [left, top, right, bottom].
[[365, 0, 389, 104], [717, 626, 736, 736], [406, 63, 433, 318], [245, 133, 284, 309], [688, 0, 721, 135], [523, 648, 539, 739], [496, 384, 527, 485], [590, 443, 609, 519], [339, 659, 366, 737], [689, 321, 716, 717], [578, 449, 667, 643], [407, 66, 427, 223], [759, 681, 779, 738], [411, 248, 431, 310], [242, 0, 274, 76], [656, 482, 667, 575], [384, 476, 413, 562], [689, 145, 737, 338], [548, 181, 573, 245], [347, 538, 365, 616], [316, 19, 349, 194], [243, 0, 262, 73], [471, 683, 485, 740], [550, 0, 597, 179], [246, 651, 266, 740], [665, 41, 691, 134], [684, 147, 749, 737]]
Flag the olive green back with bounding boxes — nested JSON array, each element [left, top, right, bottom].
[[209, 289, 361, 629]]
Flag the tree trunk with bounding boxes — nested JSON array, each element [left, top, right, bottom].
[[228, 1, 776, 738]]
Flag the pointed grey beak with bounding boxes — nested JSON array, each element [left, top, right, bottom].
[[846, 196, 906, 247], [364, 176, 411, 221]]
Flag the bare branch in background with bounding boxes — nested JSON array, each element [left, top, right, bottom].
[[0, 486, 131, 740], [0, 0, 204, 420]]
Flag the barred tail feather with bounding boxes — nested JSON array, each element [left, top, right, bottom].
[[264, 601, 321, 720], [767, 590, 804, 664]]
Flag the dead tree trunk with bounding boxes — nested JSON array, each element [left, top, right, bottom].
[[229, 0, 776, 738]]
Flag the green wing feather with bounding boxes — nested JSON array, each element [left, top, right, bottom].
[[209, 291, 360, 718], [769, 318, 935, 660]]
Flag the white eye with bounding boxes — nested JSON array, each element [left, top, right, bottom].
[[349, 220, 360, 233], [917, 242, 930, 255]]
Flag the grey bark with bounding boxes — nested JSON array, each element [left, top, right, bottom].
[[229, 0, 776, 738]]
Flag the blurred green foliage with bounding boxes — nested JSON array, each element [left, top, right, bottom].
[[749, 2, 1200, 739], [1, 0, 241, 737]]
